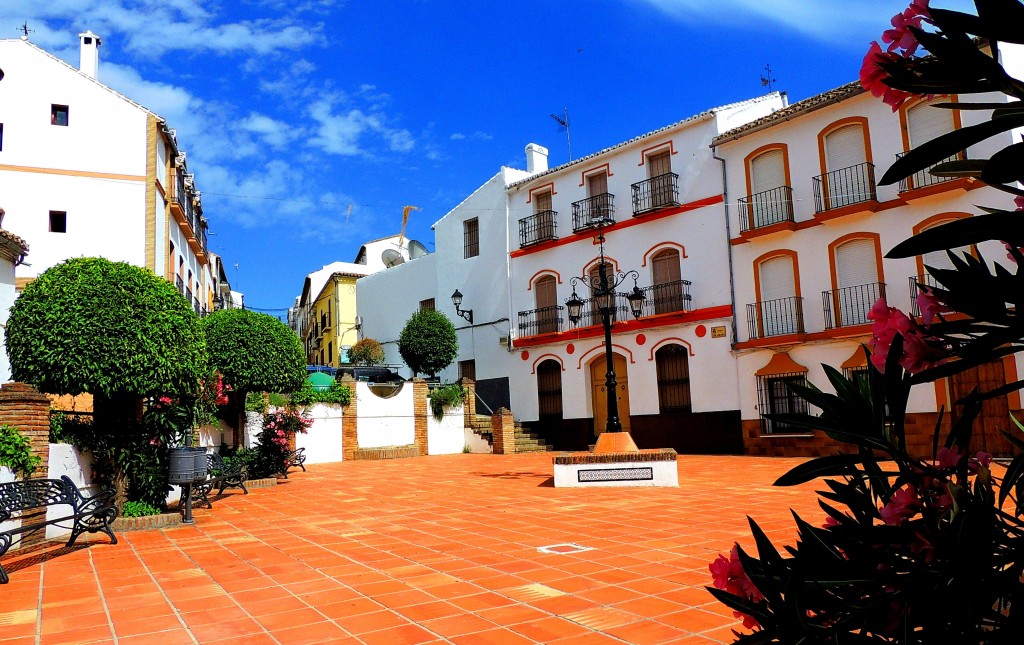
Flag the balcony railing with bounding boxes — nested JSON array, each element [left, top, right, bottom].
[[909, 274, 954, 317], [572, 193, 615, 231], [519, 211, 558, 248], [631, 173, 679, 216], [896, 151, 964, 193], [812, 162, 876, 212], [822, 282, 886, 329], [185, 288, 193, 304], [518, 305, 564, 336], [746, 297, 805, 339], [738, 186, 794, 232], [175, 275, 184, 293], [193, 298, 201, 315], [634, 280, 692, 317], [576, 295, 629, 328]]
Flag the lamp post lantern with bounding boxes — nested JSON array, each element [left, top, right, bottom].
[[565, 224, 645, 434]]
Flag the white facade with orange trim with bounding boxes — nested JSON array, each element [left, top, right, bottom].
[[0, 35, 216, 312], [713, 73, 1024, 456]]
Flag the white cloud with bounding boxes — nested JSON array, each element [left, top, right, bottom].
[[307, 100, 416, 157], [240, 113, 300, 149], [449, 133, 467, 140]]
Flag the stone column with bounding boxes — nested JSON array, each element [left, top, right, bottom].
[[0, 383, 51, 479], [460, 377, 476, 429], [491, 407, 515, 455], [413, 378, 428, 456], [341, 375, 358, 461]]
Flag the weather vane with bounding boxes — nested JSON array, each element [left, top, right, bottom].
[[18, 22, 32, 40], [761, 64, 777, 92]]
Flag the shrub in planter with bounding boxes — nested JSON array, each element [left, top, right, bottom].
[[427, 383, 466, 420], [120, 501, 161, 518], [246, 409, 312, 478], [0, 424, 41, 478]]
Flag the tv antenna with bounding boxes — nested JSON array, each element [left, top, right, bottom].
[[760, 64, 777, 93], [550, 108, 572, 161], [17, 22, 32, 40]]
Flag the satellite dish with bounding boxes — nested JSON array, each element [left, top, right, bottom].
[[382, 249, 405, 268], [408, 240, 429, 259]]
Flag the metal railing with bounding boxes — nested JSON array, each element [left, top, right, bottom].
[[572, 193, 615, 231], [634, 280, 692, 317], [631, 173, 679, 215], [175, 275, 184, 293], [896, 152, 964, 192], [738, 186, 794, 232], [909, 274, 952, 317], [518, 210, 558, 248], [518, 305, 564, 336], [185, 288, 193, 303], [812, 162, 876, 212], [746, 297, 805, 339], [576, 295, 628, 328], [822, 282, 886, 329], [193, 298, 201, 315]]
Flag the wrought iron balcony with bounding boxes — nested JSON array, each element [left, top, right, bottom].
[[746, 297, 805, 339], [175, 275, 184, 293], [518, 305, 564, 336], [185, 288, 193, 304], [822, 282, 886, 329], [193, 298, 201, 315], [519, 210, 558, 248], [812, 162, 876, 212], [908, 274, 952, 317], [738, 186, 794, 232], [896, 152, 964, 193], [631, 173, 679, 215], [633, 279, 692, 317], [576, 294, 629, 328], [572, 193, 615, 231]]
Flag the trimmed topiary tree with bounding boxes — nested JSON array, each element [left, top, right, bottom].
[[349, 337, 385, 366], [397, 309, 458, 378], [4, 257, 206, 505], [201, 309, 306, 437]]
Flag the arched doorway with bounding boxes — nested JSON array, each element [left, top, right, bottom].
[[590, 353, 630, 436], [536, 359, 563, 420]]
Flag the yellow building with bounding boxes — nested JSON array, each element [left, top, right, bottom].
[[298, 263, 373, 367]]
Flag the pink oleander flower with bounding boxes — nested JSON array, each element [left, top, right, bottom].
[[158, 396, 173, 405], [868, 298, 945, 374], [916, 287, 943, 326], [937, 445, 962, 469], [822, 515, 841, 529], [1015, 195, 1024, 211], [861, 42, 913, 111], [882, 0, 931, 56], [710, 544, 764, 630], [880, 484, 919, 525], [975, 451, 993, 468]]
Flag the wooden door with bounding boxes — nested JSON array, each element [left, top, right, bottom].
[[949, 360, 1014, 456], [648, 151, 673, 207], [591, 354, 631, 436]]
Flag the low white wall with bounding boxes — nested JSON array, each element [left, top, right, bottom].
[[297, 403, 344, 463], [464, 427, 492, 454], [243, 411, 263, 448], [0, 466, 16, 540], [356, 381, 415, 448], [198, 420, 232, 448], [46, 443, 95, 538], [427, 404, 465, 455]]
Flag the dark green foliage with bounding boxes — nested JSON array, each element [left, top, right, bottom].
[[427, 383, 466, 420], [223, 410, 311, 478], [120, 501, 161, 518], [290, 380, 351, 407], [0, 424, 41, 478], [4, 257, 206, 398], [398, 309, 458, 377], [245, 392, 268, 413], [201, 309, 306, 396]]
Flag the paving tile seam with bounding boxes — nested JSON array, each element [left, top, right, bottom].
[[86, 548, 118, 644], [33, 558, 43, 645]]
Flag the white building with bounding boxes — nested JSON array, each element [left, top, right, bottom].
[[713, 77, 1023, 457], [0, 33, 216, 312], [0, 210, 29, 382]]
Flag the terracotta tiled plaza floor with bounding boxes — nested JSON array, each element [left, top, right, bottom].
[[0, 453, 823, 645]]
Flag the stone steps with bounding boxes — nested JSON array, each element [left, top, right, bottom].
[[468, 414, 553, 452]]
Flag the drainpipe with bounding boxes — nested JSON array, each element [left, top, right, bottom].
[[504, 174, 516, 350], [712, 146, 739, 347]]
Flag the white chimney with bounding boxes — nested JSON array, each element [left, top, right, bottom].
[[525, 143, 549, 174], [78, 31, 101, 79]]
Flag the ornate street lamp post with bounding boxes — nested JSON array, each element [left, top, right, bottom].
[[565, 224, 645, 433]]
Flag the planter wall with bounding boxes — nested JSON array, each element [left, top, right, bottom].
[[296, 403, 344, 464], [356, 381, 415, 449], [427, 404, 465, 455]]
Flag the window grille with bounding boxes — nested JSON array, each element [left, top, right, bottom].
[[464, 218, 479, 258], [756, 371, 810, 434]]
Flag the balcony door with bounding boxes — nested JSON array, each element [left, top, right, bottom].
[[835, 239, 880, 326], [907, 100, 958, 189], [648, 151, 673, 208], [589, 263, 616, 326], [651, 249, 683, 315], [586, 172, 610, 221], [824, 124, 869, 208], [758, 255, 799, 336], [535, 275, 558, 334], [534, 190, 554, 240], [750, 150, 786, 227]]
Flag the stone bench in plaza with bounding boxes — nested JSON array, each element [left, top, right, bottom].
[[552, 433, 679, 488]]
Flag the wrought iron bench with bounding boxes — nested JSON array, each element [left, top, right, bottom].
[[194, 452, 248, 509], [281, 447, 307, 478], [0, 475, 118, 584]]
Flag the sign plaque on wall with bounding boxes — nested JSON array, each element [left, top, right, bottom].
[[711, 326, 727, 339]]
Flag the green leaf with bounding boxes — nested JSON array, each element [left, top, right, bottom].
[[879, 113, 1024, 186], [981, 142, 1024, 185], [975, 0, 1024, 44], [774, 454, 865, 486], [929, 158, 986, 178], [886, 213, 1024, 258]]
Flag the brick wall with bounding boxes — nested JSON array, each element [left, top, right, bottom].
[[341, 375, 358, 460], [460, 377, 476, 429], [743, 412, 948, 458], [491, 408, 515, 455], [413, 379, 428, 456]]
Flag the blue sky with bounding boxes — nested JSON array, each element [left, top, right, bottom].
[[0, 0, 974, 315]]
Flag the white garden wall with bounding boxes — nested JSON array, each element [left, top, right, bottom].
[[427, 404, 465, 455], [356, 382, 415, 448], [296, 403, 344, 463]]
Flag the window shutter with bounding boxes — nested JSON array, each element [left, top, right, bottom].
[[825, 125, 867, 172], [921, 222, 968, 271], [751, 150, 785, 195], [908, 101, 955, 147], [652, 250, 681, 284], [759, 256, 796, 302], [835, 239, 878, 288], [535, 276, 557, 309], [587, 173, 608, 197], [648, 151, 671, 177], [534, 191, 552, 212]]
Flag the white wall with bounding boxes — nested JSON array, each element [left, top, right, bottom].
[[355, 381, 415, 448], [296, 403, 344, 463], [427, 404, 465, 454], [45, 443, 95, 538], [0, 252, 18, 382]]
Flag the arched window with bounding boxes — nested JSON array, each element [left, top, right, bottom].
[[754, 254, 801, 337], [656, 344, 691, 413], [537, 359, 563, 419], [829, 237, 882, 328], [534, 275, 558, 334], [819, 122, 874, 210], [905, 98, 959, 190], [651, 249, 684, 315]]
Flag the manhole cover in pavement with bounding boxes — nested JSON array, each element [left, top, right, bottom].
[[537, 543, 593, 555]]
